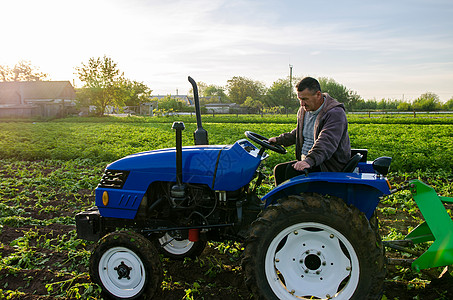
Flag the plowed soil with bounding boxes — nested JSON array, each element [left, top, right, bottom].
[[1, 163, 452, 299]]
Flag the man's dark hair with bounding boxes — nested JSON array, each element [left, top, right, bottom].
[[296, 77, 321, 93]]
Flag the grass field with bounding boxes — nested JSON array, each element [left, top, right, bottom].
[[0, 114, 452, 299]]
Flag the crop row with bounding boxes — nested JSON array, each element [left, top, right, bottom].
[[42, 113, 453, 125], [0, 120, 452, 172], [0, 159, 252, 299], [0, 157, 452, 299]]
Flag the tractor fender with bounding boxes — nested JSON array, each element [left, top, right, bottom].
[[262, 172, 391, 219]]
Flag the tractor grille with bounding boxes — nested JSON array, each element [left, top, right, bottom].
[[98, 170, 130, 189]]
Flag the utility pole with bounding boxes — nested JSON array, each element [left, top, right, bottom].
[[289, 64, 293, 88], [288, 64, 293, 116]]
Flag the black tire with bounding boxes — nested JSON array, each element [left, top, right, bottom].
[[242, 194, 385, 300], [155, 232, 206, 260], [90, 231, 162, 299], [370, 211, 387, 294]]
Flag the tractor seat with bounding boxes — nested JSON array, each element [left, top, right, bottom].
[[342, 153, 363, 173]]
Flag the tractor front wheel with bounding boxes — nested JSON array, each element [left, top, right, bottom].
[[90, 231, 162, 300], [243, 194, 385, 300]]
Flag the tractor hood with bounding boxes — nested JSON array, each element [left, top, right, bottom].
[[105, 139, 264, 191]]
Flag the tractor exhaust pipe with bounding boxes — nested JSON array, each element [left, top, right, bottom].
[[170, 121, 186, 206], [188, 76, 208, 145], [172, 121, 185, 186]]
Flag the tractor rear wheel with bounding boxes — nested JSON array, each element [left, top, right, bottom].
[[90, 231, 162, 300], [243, 194, 385, 300]]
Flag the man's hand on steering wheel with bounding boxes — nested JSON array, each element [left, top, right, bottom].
[[268, 137, 278, 144]]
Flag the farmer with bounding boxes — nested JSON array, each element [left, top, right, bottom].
[[268, 76, 351, 186]]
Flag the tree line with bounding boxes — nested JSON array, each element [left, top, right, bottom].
[[2, 57, 452, 116], [0, 60, 48, 82], [157, 76, 453, 114]]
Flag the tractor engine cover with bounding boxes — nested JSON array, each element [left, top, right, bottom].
[[95, 139, 265, 219]]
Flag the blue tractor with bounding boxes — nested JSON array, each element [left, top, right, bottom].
[[76, 77, 393, 299]]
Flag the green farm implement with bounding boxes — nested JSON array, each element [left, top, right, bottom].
[[384, 179, 453, 272]]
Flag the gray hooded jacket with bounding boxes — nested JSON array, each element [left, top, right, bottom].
[[275, 93, 351, 172]]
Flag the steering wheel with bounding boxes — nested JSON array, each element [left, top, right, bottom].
[[245, 131, 287, 154]]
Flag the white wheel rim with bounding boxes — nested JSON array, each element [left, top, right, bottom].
[[159, 233, 194, 255], [265, 222, 360, 300], [98, 246, 146, 298]]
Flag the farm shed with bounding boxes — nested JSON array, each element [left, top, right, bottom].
[[0, 81, 76, 118], [205, 103, 239, 114]]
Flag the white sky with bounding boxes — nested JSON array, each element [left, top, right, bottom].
[[2, 0, 453, 102]]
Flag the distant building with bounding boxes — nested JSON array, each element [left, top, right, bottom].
[[150, 95, 221, 106], [149, 94, 240, 114], [151, 95, 191, 104], [0, 81, 76, 118], [205, 103, 240, 114]]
